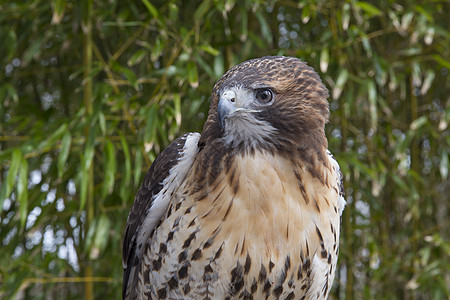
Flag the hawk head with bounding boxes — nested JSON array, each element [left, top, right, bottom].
[[198, 56, 330, 155]]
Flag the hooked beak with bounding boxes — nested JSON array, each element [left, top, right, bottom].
[[218, 90, 237, 128]]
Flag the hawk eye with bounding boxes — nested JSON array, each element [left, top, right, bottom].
[[255, 89, 273, 104]]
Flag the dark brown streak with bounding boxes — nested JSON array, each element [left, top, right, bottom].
[[240, 236, 246, 255], [195, 191, 209, 202], [210, 178, 224, 195], [182, 231, 197, 249], [212, 185, 227, 204], [234, 243, 239, 255], [222, 198, 234, 221], [201, 188, 227, 219], [244, 253, 252, 275], [315, 226, 324, 243], [213, 243, 223, 261], [259, 264, 267, 282], [269, 261, 275, 273], [308, 163, 325, 185], [294, 170, 310, 204], [228, 165, 237, 187], [233, 179, 240, 195], [314, 198, 321, 212], [211, 224, 222, 235], [187, 218, 196, 228]]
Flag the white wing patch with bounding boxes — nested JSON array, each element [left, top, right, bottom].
[[327, 149, 346, 215], [135, 132, 200, 258], [307, 254, 332, 299]]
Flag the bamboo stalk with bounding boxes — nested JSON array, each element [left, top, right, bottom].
[[82, 0, 94, 299]]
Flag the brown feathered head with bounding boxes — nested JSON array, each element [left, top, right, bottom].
[[198, 56, 330, 156]]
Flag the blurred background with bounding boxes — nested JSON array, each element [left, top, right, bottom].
[[0, 0, 449, 299]]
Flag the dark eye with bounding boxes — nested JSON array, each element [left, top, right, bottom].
[[256, 89, 273, 104]]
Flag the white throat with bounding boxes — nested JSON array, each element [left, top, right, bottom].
[[223, 113, 276, 148]]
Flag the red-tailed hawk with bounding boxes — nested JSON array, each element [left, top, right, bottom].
[[122, 56, 346, 299]]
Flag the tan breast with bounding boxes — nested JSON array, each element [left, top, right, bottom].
[[139, 151, 342, 299]]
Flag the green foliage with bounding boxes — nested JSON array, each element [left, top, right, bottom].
[[0, 0, 449, 299]]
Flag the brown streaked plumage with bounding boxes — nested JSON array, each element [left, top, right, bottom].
[[122, 56, 346, 299]]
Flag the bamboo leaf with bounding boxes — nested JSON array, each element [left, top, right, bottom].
[[361, 34, 372, 57], [301, 5, 311, 24], [420, 70, 435, 95], [355, 1, 382, 17], [240, 7, 248, 41], [333, 69, 349, 100], [17, 157, 28, 229], [432, 55, 450, 69], [2, 83, 18, 103], [2, 30, 17, 61], [367, 80, 378, 131], [440, 151, 448, 179], [391, 173, 409, 193], [98, 112, 106, 136], [320, 48, 329, 73], [143, 104, 158, 144], [121, 67, 138, 90], [84, 216, 97, 253], [341, 3, 350, 30], [187, 61, 199, 88], [199, 45, 219, 56], [348, 155, 377, 179], [127, 49, 147, 66], [51, 0, 66, 24], [173, 93, 181, 126], [83, 124, 97, 172], [79, 167, 88, 211], [410, 116, 428, 130], [83, 142, 94, 172], [140, 0, 159, 19], [194, 0, 212, 21], [0, 149, 22, 212], [119, 132, 132, 202], [150, 38, 163, 61], [90, 214, 111, 259], [22, 37, 45, 65], [103, 139, 116, 197], [213, 53, 224, 79], [196, 55, 215, 78], [254, 11, 272, 44], [169, 2, 178, 21], [133, 148, 144, 188], [57, 131, 72, 178], [37, 123, 68, 152], [119, 131, 131, 187]]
